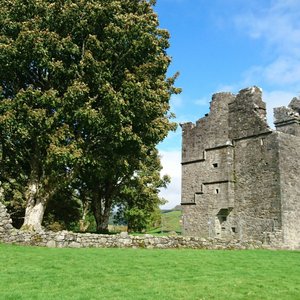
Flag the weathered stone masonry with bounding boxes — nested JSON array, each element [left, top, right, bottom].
[[0, 202, 13, 235], [0, 200, 269, 250], [181, 87, 300, 249]]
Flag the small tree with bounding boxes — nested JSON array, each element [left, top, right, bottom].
[[114, 150, 169, 233]]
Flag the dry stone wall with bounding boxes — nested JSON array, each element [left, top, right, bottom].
[[0, 202, 285, 250], [1, 229, 267, 250]]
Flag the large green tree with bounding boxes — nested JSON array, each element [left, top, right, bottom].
[[0, 0, 179, 231]]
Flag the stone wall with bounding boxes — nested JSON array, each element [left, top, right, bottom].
[[278, 132, 300, 248], [228, 87, 271, 140], [181, 87, 300, 249], [0, 228, 267, 250], [0, 202, 13, 240], [0, 202, 293, 250], [181, 92, 235, 164], [233, 132, 282, 241], [274, 97, 300, 136]]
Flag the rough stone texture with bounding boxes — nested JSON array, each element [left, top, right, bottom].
[[277, 133, 300, 248], [0, 202, 13, 239], [181, 86, 300, 249], [228, 87, 271, 140], [0, 199, 275, 250], [0, 227, 266, 250], [274, 96, 300, 136], [0, 197, 292, 250]]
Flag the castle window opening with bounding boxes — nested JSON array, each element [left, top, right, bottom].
[[213, 163, 218, 168], [215, 188, 219, 194], [231, 227, 236, 233], [217, 209, 230, 225]]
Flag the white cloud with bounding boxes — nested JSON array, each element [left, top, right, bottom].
[[235, 1, 300, 54], [159, 150, 181, 209], [264, 57, 300, 86], [235, 0, 300, 88], [242, 57, 300, 87]]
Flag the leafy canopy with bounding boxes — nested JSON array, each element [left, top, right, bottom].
[[0, 0, 179, 230]]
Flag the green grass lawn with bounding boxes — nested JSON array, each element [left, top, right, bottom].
[[0, 244, 300, 300]]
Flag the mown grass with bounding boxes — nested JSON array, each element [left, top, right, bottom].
[[0, 244, 300, 299]]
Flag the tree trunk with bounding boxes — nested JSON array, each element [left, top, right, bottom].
[[79, 199, 90, 232], [96, 208, 110, 233], [92, 190, 113, 233], [21, 175, 47, 231], [92, 199, 111, 233], [22, 199, 46, 231]]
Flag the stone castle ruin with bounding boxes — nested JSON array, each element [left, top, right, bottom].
[[1, 86, 299, 249], [181, 86, 300, 248]]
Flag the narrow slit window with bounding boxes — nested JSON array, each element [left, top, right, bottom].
[[215, 188, 219, 194]]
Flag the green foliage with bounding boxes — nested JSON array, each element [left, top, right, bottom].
[[42, 187, 82, 231], [1, 245, 300, 299], [0, 0, 179, 230], [113, 149, 169, 233], [1, 178, 26, 228]]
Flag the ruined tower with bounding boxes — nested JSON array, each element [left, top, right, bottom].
[[181, 87, 300, 248]]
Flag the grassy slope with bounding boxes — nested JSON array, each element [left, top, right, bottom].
[[161, 210, 182, 233], [109, 210, 182, 234], [1, 244, 300, 299], [149, 210, 182, 234]]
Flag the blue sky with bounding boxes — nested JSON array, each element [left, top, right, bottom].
[[156, 0, 300, 208]]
